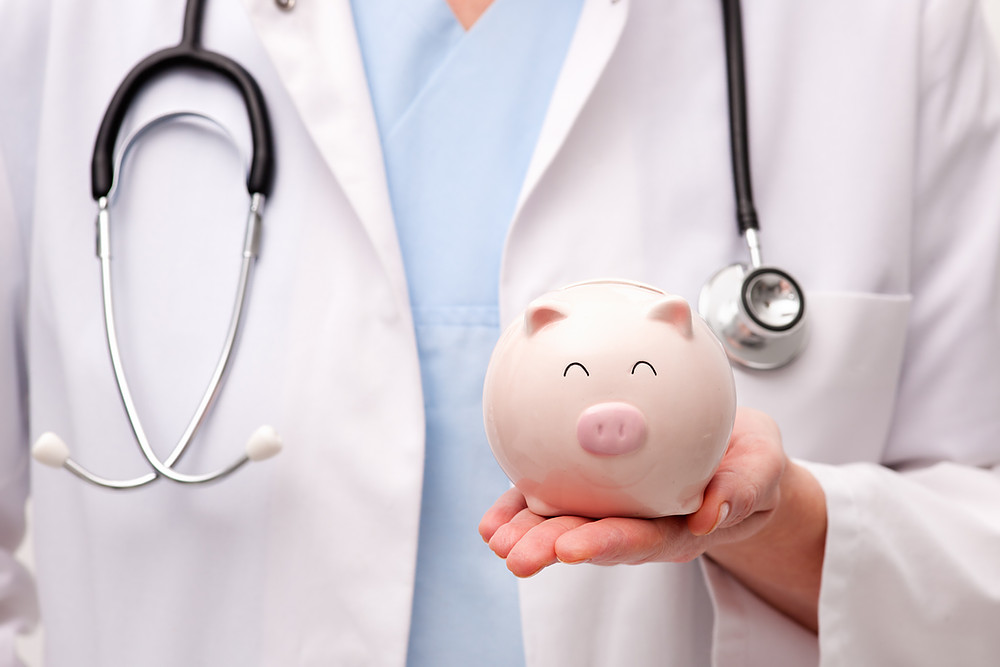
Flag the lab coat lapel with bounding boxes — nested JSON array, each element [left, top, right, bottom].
[[512, 0, 630, 219], [238, 0, 407, 304]]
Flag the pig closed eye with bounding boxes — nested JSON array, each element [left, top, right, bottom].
[[563, 362, 590, 377], [631, 361, 657, 376]]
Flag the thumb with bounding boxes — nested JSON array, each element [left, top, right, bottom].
[[686, 483, 732, 537]]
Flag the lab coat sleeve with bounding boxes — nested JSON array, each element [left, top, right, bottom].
[[0, 1, 49, 664], [806, 462, 1000, 666], [810, 3, 1000, 663], [706, 2, 1000, 666], [0, 152, 37, 667]]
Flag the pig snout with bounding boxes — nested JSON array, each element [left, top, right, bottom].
[[576, 402, 648, 456]]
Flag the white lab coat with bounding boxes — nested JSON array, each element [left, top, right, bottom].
[[1, 0, 1000, 665]]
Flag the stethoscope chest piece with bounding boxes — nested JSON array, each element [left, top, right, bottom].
[[697, 0, 809, 371], [698, 262, 807, 370]]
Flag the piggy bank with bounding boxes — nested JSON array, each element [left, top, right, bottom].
[[483, 280, 737, 518]]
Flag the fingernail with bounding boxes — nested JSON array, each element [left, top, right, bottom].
[[557, 556, 591, 565], [708, 502, 730, 535]]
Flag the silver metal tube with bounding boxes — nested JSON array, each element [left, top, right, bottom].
[[242, 193, 264, 258], [69, 193, 263, 487], [64, 457, 157, 490], [100, 217, 168, 480], [96, 198, 111, 260], [48, 200, 160, 490], [744, 227, 763, 268], [156, 194, 265, 481]]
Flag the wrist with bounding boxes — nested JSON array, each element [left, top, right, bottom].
[[705, 460, 827, 631]]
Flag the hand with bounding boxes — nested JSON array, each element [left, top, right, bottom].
[[479, 406, 826, 631], [478, 407, 787, 577]]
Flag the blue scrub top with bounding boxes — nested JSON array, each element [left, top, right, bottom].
[[349, 1, 583, 664]]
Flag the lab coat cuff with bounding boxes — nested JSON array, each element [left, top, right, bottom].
[[699, 557, 819, 667], [793, 458, 857, 666], [794, 458, 1000, 666]]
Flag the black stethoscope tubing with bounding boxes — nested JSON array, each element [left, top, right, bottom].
[[721, 0, 759, 237], [90, 0, 275, 201]]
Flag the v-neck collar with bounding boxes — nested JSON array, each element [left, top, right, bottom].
[[239, 0, 630, 309], [349, 0, 464, 141]]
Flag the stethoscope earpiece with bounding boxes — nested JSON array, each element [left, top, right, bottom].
[[32, 432, 72, 469], [245, 425, 284, 462]]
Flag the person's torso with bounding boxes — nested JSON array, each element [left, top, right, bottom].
[[20, 0, 929, 664]]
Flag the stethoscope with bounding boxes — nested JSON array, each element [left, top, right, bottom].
[[31, 0, 285, 489], [31, 0, 806, 489], [698, 0, 808, 370]]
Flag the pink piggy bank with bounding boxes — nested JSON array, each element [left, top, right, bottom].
[[483, 280, 737, 518]]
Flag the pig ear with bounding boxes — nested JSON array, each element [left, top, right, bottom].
[[647, 296, 693, 338], [524, 300, 569, 336]]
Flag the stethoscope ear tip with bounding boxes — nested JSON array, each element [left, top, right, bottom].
[[32, 432, 71, 468], [245, 425, 282, 462]]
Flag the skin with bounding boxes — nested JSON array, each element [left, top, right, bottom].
[[446, 0, 495, 29], [479, 406, 828, 632]]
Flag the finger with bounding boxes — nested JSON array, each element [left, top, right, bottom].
[[688, 411, 786, 536], [505, 514, 593, 577], [686, 492, 731, 537], [554, 517, 693, 565], [488, 507, 548, 559], [479, 487, 529, 543], [687, 465, 771, 537]]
